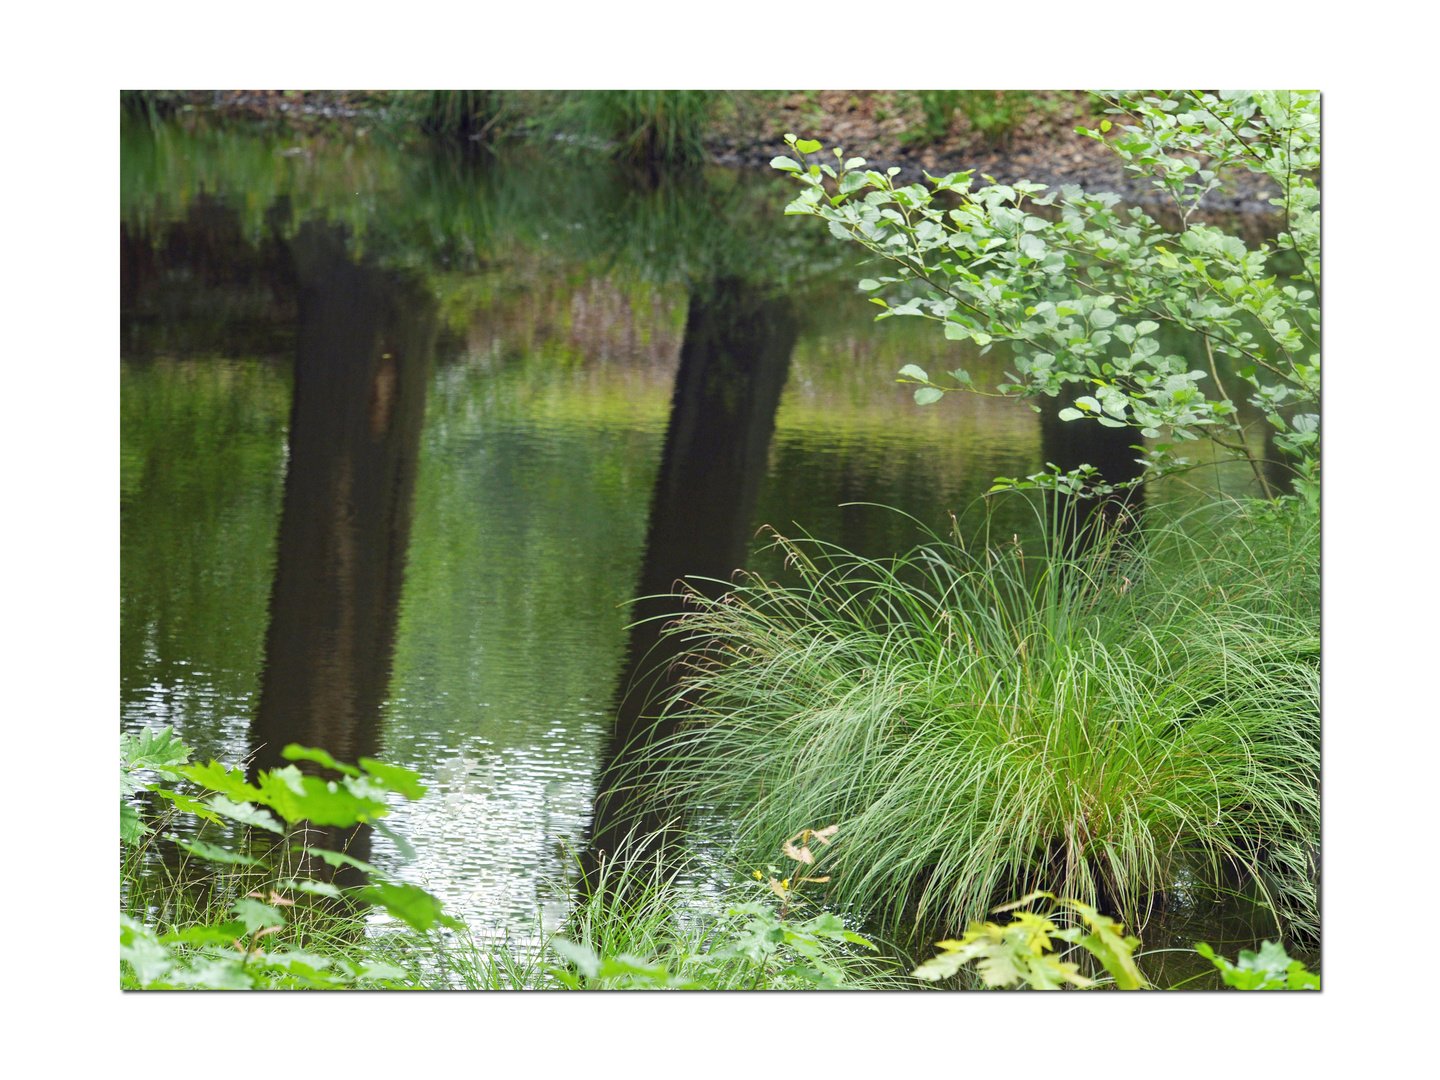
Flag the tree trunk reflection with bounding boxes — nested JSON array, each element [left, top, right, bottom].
[[586, 277, 798, 875], [249, 224, 435, 886]]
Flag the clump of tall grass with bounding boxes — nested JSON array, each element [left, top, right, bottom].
[[635, 500, 1319, 943], [560, 90, 717, 165], [395, 89, 508, 139]]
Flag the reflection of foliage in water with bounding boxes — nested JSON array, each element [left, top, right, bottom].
[[120, 359, 290, 758], [121, 114, 856, 295]]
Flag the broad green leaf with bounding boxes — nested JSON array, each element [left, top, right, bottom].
[[121, 803, 150, 845], [975, 947, 1022, 987], [550, 937, 601, 979], [598, 953, 669, 980], [120, 915, 175, 986], [171, 957, 255, 990], [803, 913, 845, 935], [255, 769, 388, 827], [232, 897, 286, 933], [356, 960, 410, 983], [794, 138, 822, 154], [1029, 954, 1093, 990], [912, 948, 968, 981], [282, 745, 361, 777], [177, 760, 262, 802], [147, 787, 226, 825], [898, 364, 929, 382], [914, 387, 944, 405], [1057, 407, 1084, 422], [358, 881, 462, 932], [121, 727, 192, 793], [1063, 899, 1148, 989], [161, 922, 247, 946], [769, 156, 801, 172], [205, 796, 284, 834], [857, 278, 881, 291]]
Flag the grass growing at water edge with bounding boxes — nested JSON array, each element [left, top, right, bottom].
[[628, 498, 1319, 943]]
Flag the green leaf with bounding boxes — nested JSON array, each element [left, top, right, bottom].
[[296, 846, 380, 876], [795, 138, 822, 154], [1061, 899, 1148, 989], [857, 279, 881, 291], [120, 803, 150, 845], [205, 796, 284, 834], [120, 915, 175, 986], [147, 787, 225, 825], [943, 322, 968, 341], [358, 881, 462, 932], [282, 745, 361, 777], [161, 922, 248, 947], [769, 156, 802, 172], [175, 838, 263, 866], [597, 953, 671, 981], [897, 364, 929, 382], [177, 760, 263, 802], [353, 960, 409, 983], [549, 937, 601, 979], [358, 758, 426, 800], [171, 957, 255, 990], [277, 877, 345, 900], [372, 818, 417, 859], [254, 768, 389, 827], [912, 948, 969, 982], [1089, 308, 1117, 328], [232, 897, 286, 933], [121, 726, 192, 782], [1057, 408, 1084, 422], [914, 387, 944, 405]]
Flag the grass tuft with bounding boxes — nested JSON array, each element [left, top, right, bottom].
[[395, 90, 508, 140], [630, 500, 1319, 943], [559, 90, 717, 165]]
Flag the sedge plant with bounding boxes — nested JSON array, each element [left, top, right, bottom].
[[631, 497, 1319, 943]]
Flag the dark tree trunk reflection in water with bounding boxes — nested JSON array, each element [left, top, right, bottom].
[[585, 278, 798, 879], [248, 224, 435, 887]]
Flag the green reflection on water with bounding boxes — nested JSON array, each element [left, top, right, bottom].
[[120, 359, 290, 757]]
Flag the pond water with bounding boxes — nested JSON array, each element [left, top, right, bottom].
[[121, 114, 1286, 979]]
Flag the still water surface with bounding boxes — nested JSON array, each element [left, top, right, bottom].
[[121, 115, 1275, 967]]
